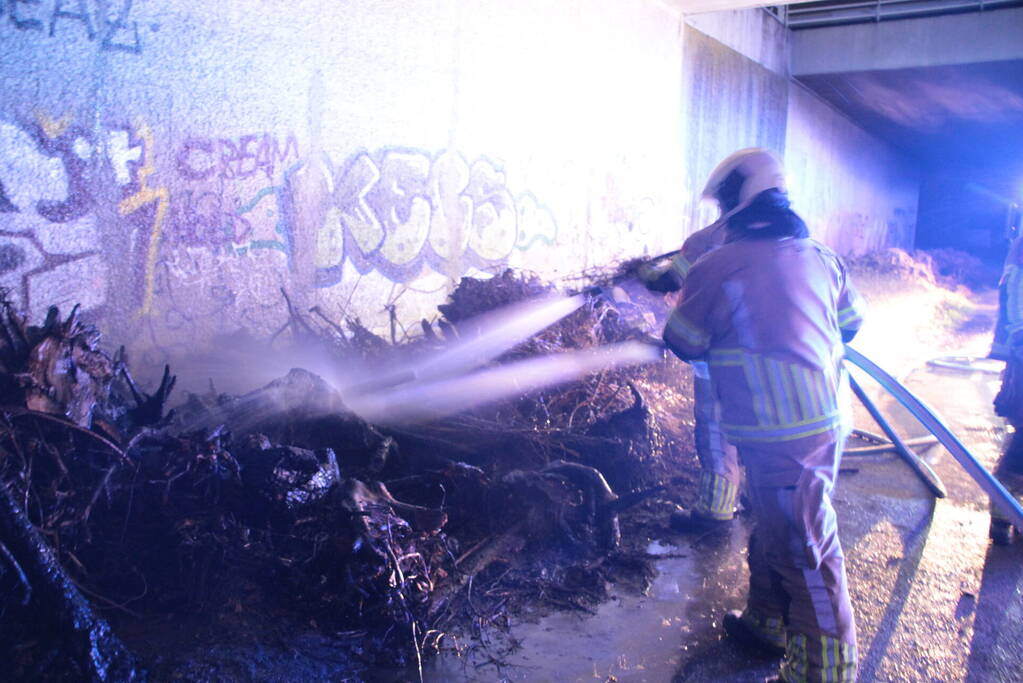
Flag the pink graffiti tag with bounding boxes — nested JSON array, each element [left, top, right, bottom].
[[176, 133, 299, 183]]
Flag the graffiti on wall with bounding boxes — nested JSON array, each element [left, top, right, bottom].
[[317, 148, 558, 285], [119, 120, 169, 314], [4, 0, 147, 54], [165, 140, 559, 287], [1, 111, 561, 350], [176, 134, 300, 183], [164, 132, 301, 282], [0, 111, 155, 319], [147, 143, 559, 355], [129, 131, 305, 352]]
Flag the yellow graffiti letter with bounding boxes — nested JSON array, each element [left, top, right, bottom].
[[118, 119, 169, 316]]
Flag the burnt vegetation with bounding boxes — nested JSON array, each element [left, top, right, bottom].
[[0, 271, 698, 681]]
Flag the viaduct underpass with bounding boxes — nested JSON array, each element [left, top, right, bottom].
[[1, 1, 1022, 681]]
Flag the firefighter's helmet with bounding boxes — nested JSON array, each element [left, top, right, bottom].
[[701, 148, 787, 215]]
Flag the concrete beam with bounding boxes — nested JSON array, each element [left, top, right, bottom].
[[684, 8, 789, 75], [792, 8, 1023, 75], [657, 0, 777, 16]]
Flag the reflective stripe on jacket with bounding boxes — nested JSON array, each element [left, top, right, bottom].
[[663, 237, 865, 444], [705, 348, 847, 443]]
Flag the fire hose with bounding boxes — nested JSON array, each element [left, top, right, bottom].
[[925, 355, 1003, 375], [845, 345, 1023, 531], [845, 373, 946, 498], [843, 431, 938, 456]]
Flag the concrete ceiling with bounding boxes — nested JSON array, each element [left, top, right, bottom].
[[798, 60, 1023, 166], [785, 0, 1022, 27], [790, 7, 1023, 169], [676, 0, 1023, 170]]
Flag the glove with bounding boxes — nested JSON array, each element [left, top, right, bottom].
[[636, 259, 683, 293], [630, 332, 669, 361]]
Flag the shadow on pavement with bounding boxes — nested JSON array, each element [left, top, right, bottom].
[[965, 542, 1023, 683], [854, 499, 936, 682]]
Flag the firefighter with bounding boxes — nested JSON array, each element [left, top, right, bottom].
[[990, 204, 1023, 545], [662, 149, 865, 683], [638, 217, 739, 532]]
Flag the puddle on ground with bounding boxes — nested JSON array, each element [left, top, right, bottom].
[[428, 530, 752, 683], [427, 542, 695, 682]]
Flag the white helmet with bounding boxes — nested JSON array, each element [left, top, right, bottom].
[[701, 148, 787, 217]]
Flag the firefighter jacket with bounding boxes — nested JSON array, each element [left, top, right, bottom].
[[993, 236, 1023, 425], [663, 236, 866, 451], [991, 236, 1023, 360]]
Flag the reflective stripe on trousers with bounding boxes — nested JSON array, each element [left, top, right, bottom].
[[742, 438, 857, 683], [783, 633, 857, 683], [693, 361, 739, 520], [695, 470, 738, 520]]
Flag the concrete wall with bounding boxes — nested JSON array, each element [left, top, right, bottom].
[[679, 15, 918, 254], [684, 7, 788, 76], [0, 2, 918, 359], [785, 83, 919, 254], [680, 23, 789, 233], [0, 0, 687, 360]]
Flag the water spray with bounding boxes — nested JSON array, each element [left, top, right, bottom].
[[172, 258, 674, 429], [340, 293, 587, 397], [348, 340, 664, 425]]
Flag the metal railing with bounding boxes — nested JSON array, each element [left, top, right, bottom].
[[779, 0, 1022, 28]]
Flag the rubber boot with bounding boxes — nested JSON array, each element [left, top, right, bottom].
[[989, 472, 1022, 546], [990, 518, 1017, 546], [722, 609, 786, 657], [670, 508, 732, 534]]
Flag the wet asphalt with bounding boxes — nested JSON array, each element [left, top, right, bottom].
[[430, 335, 1023, 682], [677, 349, 1023, 683]]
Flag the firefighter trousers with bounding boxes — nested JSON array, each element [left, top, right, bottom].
[[692, 361, 740, 520], [991, 430, 1023, 527], [740, 438, 858, 683]]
